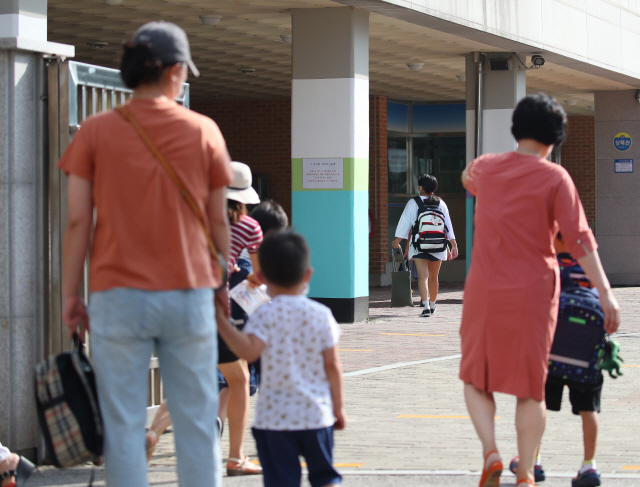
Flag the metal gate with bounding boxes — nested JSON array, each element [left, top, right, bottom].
[[47, 59, 190, 421]]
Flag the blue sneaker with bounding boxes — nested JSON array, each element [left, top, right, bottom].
[[572, 469, 601, 487], [509, 456, 546, 482]]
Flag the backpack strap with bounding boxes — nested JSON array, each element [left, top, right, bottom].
[[411, 196, 425, 240]]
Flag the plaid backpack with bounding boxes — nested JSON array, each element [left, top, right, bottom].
[[34, 334, 103, 468]]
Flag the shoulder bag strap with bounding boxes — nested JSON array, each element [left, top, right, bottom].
[[114, 105, 226, 287]]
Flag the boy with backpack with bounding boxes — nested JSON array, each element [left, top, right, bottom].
[[509, 232, 622, 487], [217, 230, 346, 487]]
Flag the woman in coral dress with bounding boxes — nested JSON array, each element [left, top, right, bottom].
[[459, 94, 620, 487]]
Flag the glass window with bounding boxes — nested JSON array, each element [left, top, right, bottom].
[[413, 104, 465, 133], [411, 136, 431, 193], [387, 101, 466, 195], [387, 102, 409, 133], [412, 135, 465, 194], [388, 137, 408, 194]]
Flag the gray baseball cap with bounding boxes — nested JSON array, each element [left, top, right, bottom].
[[132, 21, 200, 77]]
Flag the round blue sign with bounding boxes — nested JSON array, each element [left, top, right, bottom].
[[614, 132, 632, 152]]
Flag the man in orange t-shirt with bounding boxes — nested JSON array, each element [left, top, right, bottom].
[[58, 22, 233, 487]]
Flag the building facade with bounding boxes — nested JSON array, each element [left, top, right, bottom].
[[2, 0, 640, 457]]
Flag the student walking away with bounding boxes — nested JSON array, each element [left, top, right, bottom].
[[59, 21, 233, 487], [0, 441, 35, 487], [508, 232, 622, 487], [218, 200, 290, 441], [459, 93, 620, 487], [392, 174, 458, 317], [147, 162, 265, 476], [217, 231, 346, 487], [218, 161, 264, 475]]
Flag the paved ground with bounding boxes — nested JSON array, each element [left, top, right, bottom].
[[27, 284, 640, 486]]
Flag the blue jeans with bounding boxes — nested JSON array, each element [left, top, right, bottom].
[[89, 288, 221, 487]]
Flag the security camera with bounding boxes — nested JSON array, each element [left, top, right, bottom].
[[531, 55, 545, 67]]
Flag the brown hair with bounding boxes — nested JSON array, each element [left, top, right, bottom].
[[227, 199, 247, 224]]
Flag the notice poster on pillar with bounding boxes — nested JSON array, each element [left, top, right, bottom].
[[302, 158, 344, 189]]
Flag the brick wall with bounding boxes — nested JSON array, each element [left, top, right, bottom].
[[192, 99, 293, 218], [562, 116, 596, 229], [369, 96, 388, 274], [193, 97, 390, 275]]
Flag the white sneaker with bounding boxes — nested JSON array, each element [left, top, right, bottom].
[[421, 307, 431, 317]]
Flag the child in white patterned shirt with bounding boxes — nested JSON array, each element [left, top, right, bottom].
[[217, 230, 346, 487]]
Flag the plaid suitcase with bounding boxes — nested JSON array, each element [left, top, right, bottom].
[[34, 334, 103, 468]]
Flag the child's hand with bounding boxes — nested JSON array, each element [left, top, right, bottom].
[[333, 407, 346, 430], [246, 272, 262, 288]]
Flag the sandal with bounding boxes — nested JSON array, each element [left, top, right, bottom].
[[479, 450, 502, 487], [145, 429, 158, 463], [0, 455, 35, 487], [517, 480, 536, 487], [226, 456, 263, 476]]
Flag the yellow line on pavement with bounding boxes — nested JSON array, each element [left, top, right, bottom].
[[300, 463, 364, 468], [379, 333, 445, 337], [398, 414, 500, 419], [339, 349, 373, 352], [621, 365, 640, 367], [622, 466, 640, 470]]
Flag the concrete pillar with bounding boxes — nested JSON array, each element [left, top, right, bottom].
[[290, 8, 369, 323], [481, 54, 527, 154], [594, 90, 640, 285], [464, 53, 526, 272], [0, 0, 73, 457], [0, 0, 47, 42]]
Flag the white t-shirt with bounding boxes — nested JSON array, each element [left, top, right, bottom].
[[395, 197, 455, 260], [244, 294, 341, 430]]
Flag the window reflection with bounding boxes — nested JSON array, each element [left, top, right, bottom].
[[387, 101, 466, 195], [388, 137, 408, 194], [413, 136, 465, 194], [387, 102, 410, 133]]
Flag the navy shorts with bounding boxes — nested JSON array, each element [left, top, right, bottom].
[[413, 252, 440, 262], [252, 427, 341, 487], [545, 374, 603, 415]]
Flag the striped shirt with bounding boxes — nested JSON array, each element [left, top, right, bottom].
[[228, 215, 263, 275]]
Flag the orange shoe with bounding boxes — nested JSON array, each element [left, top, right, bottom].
[[479, 450, 502, 487], [145, 430, 158, 463], [227, 456, 263, 476]]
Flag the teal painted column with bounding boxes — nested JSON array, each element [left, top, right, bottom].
[[290, 8, 369, 322]]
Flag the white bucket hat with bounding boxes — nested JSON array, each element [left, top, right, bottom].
[[227, 161, 260, 204]]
